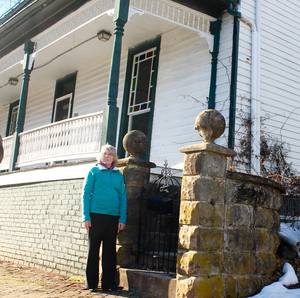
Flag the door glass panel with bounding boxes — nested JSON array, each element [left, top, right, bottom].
[[131, 112, 150, 137], [136, 59, 152, 105], [128, 47, 156, 115]]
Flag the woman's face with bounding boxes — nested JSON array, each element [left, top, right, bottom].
[[101, 150, 114, 166]]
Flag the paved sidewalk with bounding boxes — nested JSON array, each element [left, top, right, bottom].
[[0, 260, 138, 298]]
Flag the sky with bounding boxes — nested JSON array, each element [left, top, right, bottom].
[[0, 0, 21, 17]]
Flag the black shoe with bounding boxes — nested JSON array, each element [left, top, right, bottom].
[[89, 288, 98, 293], [110, 286, 123, 292]]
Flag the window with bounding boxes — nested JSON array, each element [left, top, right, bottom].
[[118, 38, 161, 159], [6, 100, 19, 136], [52, 73, 77, 122]]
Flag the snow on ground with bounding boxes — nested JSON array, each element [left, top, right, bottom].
[[248, 263, 300, 298], [249, 223, 300, 298], [280, 223, 300, 255]]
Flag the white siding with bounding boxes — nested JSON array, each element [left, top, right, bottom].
[[24, 82, 55, 131], [259, 0, 300, 172], [150, 27, 211, 168]]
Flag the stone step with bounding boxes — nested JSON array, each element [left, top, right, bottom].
[[119, 268, 176, 298]]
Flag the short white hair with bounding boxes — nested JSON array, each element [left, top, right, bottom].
[[97, 144, 118, 164]]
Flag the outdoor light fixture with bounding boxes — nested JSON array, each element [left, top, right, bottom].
[[8, 77, 19, 86], [97, 30, 112, 41]]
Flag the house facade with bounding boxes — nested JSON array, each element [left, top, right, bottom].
[[0, 0, 299, 182]]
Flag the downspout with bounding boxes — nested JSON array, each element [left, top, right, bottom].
[[250, 0, 261, 175], [235, 1, 261, 175], [227, 1, 241, 149], [208, 19, 222, 109]]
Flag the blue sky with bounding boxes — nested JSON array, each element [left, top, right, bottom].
[[0, 0, 20, 17]]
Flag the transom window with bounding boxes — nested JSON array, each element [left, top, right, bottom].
[[127, 47, 156, 116]]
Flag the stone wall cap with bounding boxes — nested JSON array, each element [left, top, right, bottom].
[[226, 171, 285, 192], [117, 157, 156, 168], [180, 143, 236, 157]]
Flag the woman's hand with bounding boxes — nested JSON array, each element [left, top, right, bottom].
[[84, 221, 91, 231], [118, 223, 126, 233]]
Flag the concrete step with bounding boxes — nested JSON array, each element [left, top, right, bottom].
[[119, 268, 176, 298]]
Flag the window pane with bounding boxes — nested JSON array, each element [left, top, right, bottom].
[[131, 112, 150, 137], [54, 97, 70, 122], [55, 74, 76, 98], [135, 59, 152, 104], [8, 106, 18, 135]]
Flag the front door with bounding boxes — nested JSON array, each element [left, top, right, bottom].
[[118, 38, 161, 159]]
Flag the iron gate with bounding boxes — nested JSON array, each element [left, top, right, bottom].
[[137, 162, 180, 274]]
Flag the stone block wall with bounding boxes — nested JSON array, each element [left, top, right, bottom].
[[176, 150, 283, 298], [0, 179, 87, 276], [175, 109, 284, 298]]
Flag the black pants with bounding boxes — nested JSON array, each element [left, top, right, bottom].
[[86, 213, 119, 289]]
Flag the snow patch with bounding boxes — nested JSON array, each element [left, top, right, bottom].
[[248, 263, 299, 298]]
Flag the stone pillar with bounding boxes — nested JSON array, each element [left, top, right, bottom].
[[117, 130, 155, 267], [176, 110, 235, 298]]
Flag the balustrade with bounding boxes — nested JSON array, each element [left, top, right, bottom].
[[14, 112, 103, 168]]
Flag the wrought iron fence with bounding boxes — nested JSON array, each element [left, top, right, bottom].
[[137, 162, 180, 274], [280, 195, 300, 228]]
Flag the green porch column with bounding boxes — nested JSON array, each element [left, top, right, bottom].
[[10, 40, 35, 171], [208, 20, 222, 110], [101, 0, 130, 146]]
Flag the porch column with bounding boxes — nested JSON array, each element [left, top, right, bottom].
[[101, 0, 130, 146], [10, 40, 35, 171], [208, 19, 222, 109], [117, 130, 155, 267]]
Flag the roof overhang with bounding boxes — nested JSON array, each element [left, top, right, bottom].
[[0, 0, 90, 59], [0, 0, 231, 59]]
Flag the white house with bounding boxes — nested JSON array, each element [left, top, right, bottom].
[[0, 0, 299, 184]]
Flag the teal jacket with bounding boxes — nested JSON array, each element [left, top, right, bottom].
[[82, 164, 127, 224]]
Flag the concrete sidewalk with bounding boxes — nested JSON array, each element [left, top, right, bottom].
[[0, 260, 138, 298]]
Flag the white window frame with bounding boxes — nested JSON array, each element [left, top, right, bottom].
[[53, 93, 72, 122], [127, 47, 156, 116]]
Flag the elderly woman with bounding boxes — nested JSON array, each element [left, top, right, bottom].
[[82, 144, 127, 292]]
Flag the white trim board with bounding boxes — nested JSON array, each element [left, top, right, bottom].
[[0, 162, 95, 186]]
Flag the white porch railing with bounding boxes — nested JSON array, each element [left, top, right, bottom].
[[16, 112, 103, 167], [0, 135, 14, 171]]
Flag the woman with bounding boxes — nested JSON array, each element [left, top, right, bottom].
[[82, 144, 127, 292]]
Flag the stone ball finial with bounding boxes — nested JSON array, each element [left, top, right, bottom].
[[123, 130, 147, 158], [194, 109, 225, 143]]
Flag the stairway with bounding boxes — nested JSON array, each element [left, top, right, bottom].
[[119, 267, 176, 298]]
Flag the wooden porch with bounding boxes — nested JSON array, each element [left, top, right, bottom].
[[0, 112, 103, 171]]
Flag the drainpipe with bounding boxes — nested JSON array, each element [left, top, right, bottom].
[[227, 1, 241, 150], [10, 40, 35, 171], [250, 0, 261, 175], [208, 19, 222, 109], [101, 0, 130, 147], [233, 1, 261, 175]]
